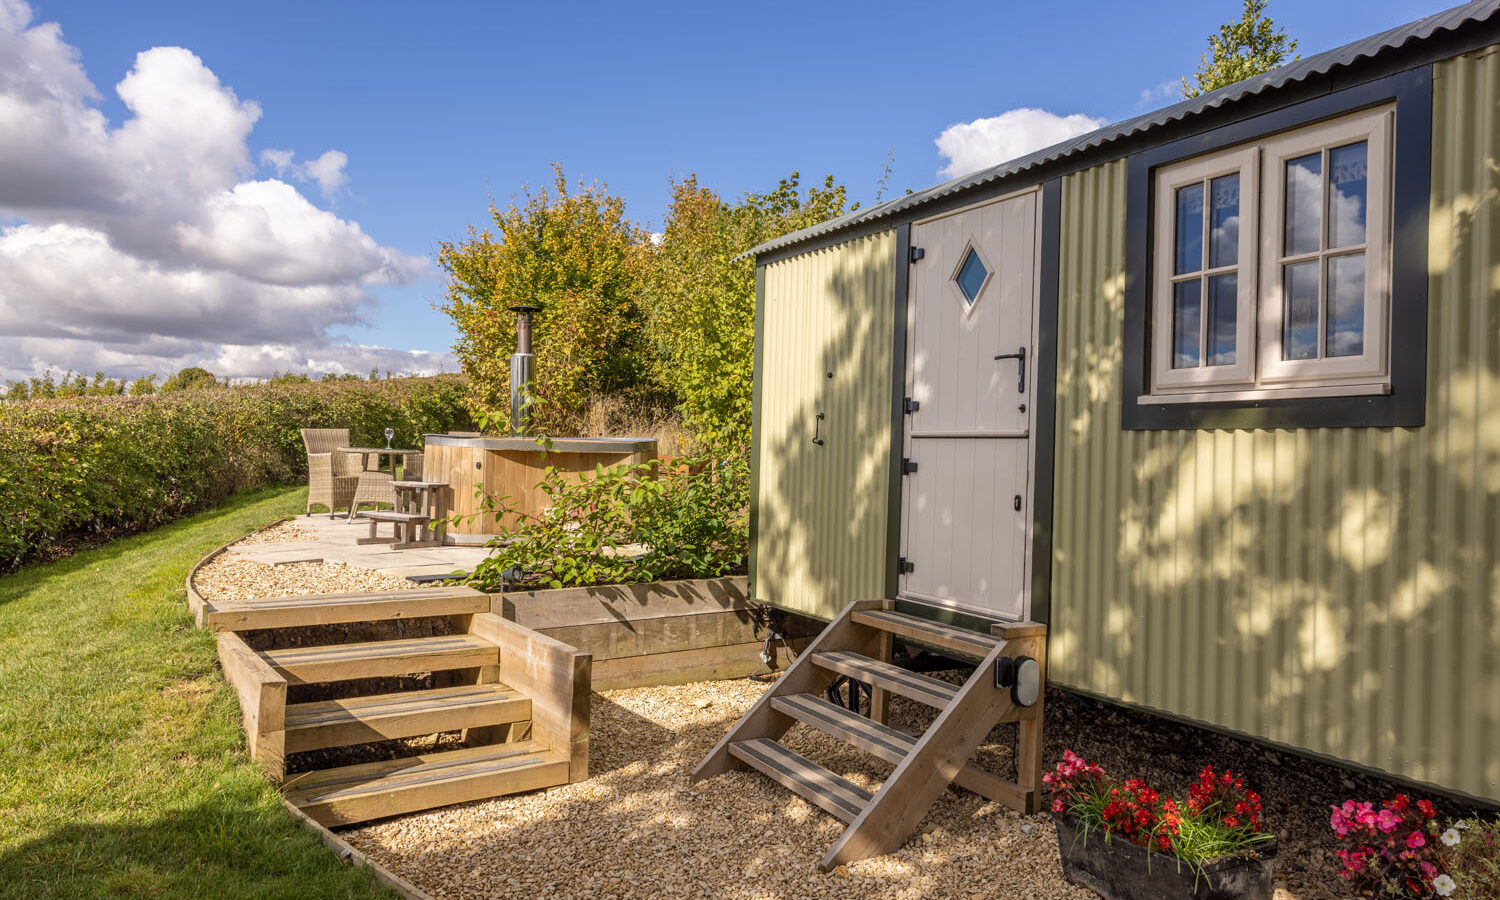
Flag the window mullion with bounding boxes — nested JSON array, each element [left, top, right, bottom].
[[1199, 178, 1211, 366], [1317, 146, 1330, 361]]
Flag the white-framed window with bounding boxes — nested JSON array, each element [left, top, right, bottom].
[[1145, 105, 1394, 403]]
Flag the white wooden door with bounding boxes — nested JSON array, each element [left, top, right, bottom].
[[900, 191, 1039, 619]]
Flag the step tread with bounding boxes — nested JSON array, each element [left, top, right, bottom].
[[284, 740, 568, 826], [811, 650, 958, 708], [390, 480, 449, 489], [728, 738, 871, 824], [262, 634, 498, 684], [203, 586, 488, 632], [284, 684, 530, 753], [851, 609, 998, 657], [772, 693, 916, 764]]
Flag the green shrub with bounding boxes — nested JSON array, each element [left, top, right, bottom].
[[465, 437, 748, 590], [0, 375, 472, 566]]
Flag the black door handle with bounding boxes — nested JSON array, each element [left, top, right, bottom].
[[993, 346, 1026, 393], [812, 411, 826, 446]]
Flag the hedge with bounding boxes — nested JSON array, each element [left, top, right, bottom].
[[0, 376, 473, 566]]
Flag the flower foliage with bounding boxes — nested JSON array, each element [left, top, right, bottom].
[[464, 437, 749, 591], [0, 376, 472, 566], [1329, 794, 1464, 897], [1045, 751, 1271, 865]]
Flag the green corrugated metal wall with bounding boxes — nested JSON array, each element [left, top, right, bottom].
[[1049, 47, 1500, 801], [752, 231, 898, 619]]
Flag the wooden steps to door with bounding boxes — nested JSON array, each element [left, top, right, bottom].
[[200, 585, 488, 631], [284, 740, 568, 827], [285, 683, 531, 753], [693, 600, 1046, 871], [211, 595, 591, 827], [262, 634, 499, 685]]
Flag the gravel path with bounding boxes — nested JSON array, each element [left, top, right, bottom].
[[198, 521, 1490, 899], [344, 681, 1092, 900]]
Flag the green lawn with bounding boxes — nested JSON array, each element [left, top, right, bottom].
[[0, 485, 394, 899]]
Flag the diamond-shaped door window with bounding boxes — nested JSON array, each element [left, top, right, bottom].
[[954, 246, 989, 306]]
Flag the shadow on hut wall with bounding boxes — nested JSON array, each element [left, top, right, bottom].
[[1047, 145, 1500, 800]]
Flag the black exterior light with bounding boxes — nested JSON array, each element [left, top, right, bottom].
[[994, 656, 1041, 707]]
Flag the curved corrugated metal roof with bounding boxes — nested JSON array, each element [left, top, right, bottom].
[[747, 0, 1500, 259]]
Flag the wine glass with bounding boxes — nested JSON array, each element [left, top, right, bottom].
[[383, 427, 395, 449]]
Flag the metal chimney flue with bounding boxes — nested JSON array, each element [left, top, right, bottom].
[[508, 304, 540, 436]]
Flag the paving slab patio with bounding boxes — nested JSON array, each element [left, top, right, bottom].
[[223, 513, 492, 579]]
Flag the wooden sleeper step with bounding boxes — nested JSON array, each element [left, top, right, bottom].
[[261, 634, 499, 684], [811, 650, 958, 709], [202, 585, 488, 632], [284, 740, 568, 826], [850, 609, 998, 658], [728, 738, 871, 824], [285, 683, 530, 753]]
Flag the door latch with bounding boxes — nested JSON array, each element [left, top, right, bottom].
[[812, 411, 826, 446], [993, 346, 1027, 393], [1013, 494, 1023, 512]]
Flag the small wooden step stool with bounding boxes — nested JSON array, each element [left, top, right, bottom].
[[691, 599, 1045, 871], [357, 510, 435, 550]]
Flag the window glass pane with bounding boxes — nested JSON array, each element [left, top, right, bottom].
[[1206, 274, 1237, 366], [1326, 253, 1366, 357], [1172, 280, 1201, 368], [1283, 261, 1320, 360], [1174, 183, 1203, 275], [1284, 153, 1323, 256], [1328, 141, 1368, 248], [954, 247, 988, 305], [1208, 174, 1240, 268]]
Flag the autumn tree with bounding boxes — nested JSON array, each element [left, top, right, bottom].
[[160, 366, 219, 392], [438, 166, 650, 433], [1182, 0, 1299, 98], [641, 173, 853, 442]]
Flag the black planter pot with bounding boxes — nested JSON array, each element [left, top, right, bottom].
[[1054, 816, 1277, 900]]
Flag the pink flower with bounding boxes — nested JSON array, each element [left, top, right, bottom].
[[1375, 808, 1402, 833], [1406, 830, 1427, 849], [1052, 798, 1065, 813], [1420, 860, 1438, 880]]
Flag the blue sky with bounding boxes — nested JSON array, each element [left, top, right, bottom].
[[0, 0, 1446, 380]]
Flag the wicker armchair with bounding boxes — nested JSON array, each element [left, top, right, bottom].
[[301, 428, 365, 516], [307, 453, 359, 517], [348, 450, 424, 521]]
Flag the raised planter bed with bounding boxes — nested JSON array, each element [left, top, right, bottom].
[[1055, 816, 1276, 900], [494, 576, 820, 690]]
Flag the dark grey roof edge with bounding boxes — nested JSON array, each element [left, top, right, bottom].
[[744, 0, 1500, 261]]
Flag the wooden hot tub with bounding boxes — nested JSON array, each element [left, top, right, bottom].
[[423, 434, 658, 544]]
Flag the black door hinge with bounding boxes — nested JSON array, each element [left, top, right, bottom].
[[903, 397, 920, 414], [902, 458, 919, 475], [909, 247, 925, 263], [897, 557, 915, 574]]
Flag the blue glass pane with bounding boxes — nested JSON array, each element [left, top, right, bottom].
[[1283, 261, 1319, 360], [1284, 153, 1322, 256], [1327, 253, 1365, 357], [1329, 142, 1368, 249], [1208, 174, 1239, 268], [1174, 184, 1203, 275], [955, 248, 988, 304], [1206, 274, 1237, 366], [1172, 280, 1201, 369]]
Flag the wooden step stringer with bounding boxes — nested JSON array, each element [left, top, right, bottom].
[[690, 599, 1047, 872]]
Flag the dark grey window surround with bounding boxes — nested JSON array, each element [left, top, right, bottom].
[[1122, 68, 1432, 430]]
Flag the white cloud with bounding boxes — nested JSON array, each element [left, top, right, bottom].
[[258, 147, 349, 199], [935, 108, 1106, 179], [0, 2, 440, 382], [1138, 79, 1181, 109]]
